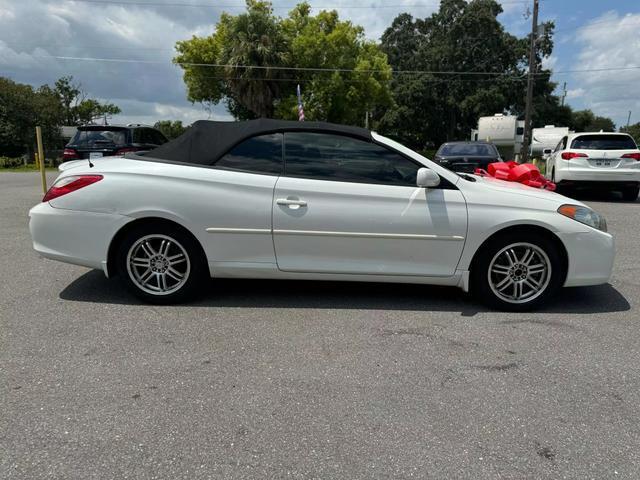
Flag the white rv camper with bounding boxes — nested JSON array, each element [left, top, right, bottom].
[[471, 114, 525, 153], [530, 125, 571, 156]]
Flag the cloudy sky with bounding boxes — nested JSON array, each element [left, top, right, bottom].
[[1, 0, 638, 128]]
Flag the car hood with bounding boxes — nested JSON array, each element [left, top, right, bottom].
[[469, 174, 585, 206]]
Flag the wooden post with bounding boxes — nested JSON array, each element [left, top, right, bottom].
[[36, 127, 47, 194]]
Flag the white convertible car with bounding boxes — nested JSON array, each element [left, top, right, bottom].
[[29, 120, 614, 310]]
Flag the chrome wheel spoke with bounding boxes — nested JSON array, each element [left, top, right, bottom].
[[166, 267, 184, 281], [491, 264, 510, 275], [528, 264, 546, 275], [160, 273, 168, 291], [139, 268, 154, 286], [141, 241, 156, 258], [504, 249, 517, 266], [132, 257, 150, 267], [514, 281, 523, 299], [520, 247, 534, 265], [168, 253, 186, 265], [495, 276, 513, 291], [524, 278, 541, 292], [160, 239, 171, 257]]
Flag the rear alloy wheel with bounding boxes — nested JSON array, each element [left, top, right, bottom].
[[621, 185, 639, 202], [471, 233, 565, 311], [116, 225, 206, 303]]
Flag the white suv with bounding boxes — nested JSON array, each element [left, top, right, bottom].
[[545, 132, 640, 201]]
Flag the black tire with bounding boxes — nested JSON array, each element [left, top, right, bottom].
[[115, 223, 207, 304], [470, 231, 566, 312], [621, 186, 639, 202]]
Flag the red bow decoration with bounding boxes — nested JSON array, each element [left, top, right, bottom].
[[474, 161, 556, 191]]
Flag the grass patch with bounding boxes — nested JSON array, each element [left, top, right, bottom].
[[0, 165, 58, 172]]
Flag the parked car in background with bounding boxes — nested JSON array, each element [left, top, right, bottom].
[[545, 132, 640, 201], [434, 141, 501, 173], [62, 124, 168, 162], [30, 119, 614, 311]]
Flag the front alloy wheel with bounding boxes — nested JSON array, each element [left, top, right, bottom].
[[471, 232, 565, 311], [487, 243, 551, 305]]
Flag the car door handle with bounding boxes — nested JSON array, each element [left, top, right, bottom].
[[276, 198, 307, 207]]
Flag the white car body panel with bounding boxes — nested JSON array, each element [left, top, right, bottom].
[[29, 132, 615, 292], [272, 176, 467, 276]]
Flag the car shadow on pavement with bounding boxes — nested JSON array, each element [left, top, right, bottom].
[[59, 270, 630, 316]]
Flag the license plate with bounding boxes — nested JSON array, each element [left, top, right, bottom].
[[89, 152, 103, 159], [592, 159, 611, 167]]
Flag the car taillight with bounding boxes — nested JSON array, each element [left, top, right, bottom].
[[43, 175, 103, 202], [621, 152, 640, 161], [115, 147, 137, 156], [561, 152, 588, 160], [62, 148, 79, 161]]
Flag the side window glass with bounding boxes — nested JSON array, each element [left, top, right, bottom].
[[561, 136, 568, 149], [215, 133, 283, 175], [132, 129, 143, 143], [153, 130, 168, 145], [142, 129, 153, 144], [554, 139, 563, 153], [284, 132, 420, 186]]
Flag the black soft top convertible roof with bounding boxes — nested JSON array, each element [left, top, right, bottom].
[[144, 118, 372, 166]]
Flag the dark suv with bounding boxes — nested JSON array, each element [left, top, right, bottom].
[[63, 124, 168, 162]]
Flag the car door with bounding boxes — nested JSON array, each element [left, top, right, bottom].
[[548, 136, 566, 179], [197, 133, 283, 266], [272, 132, 468, 277]]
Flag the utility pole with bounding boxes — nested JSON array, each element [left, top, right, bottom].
[[560, 81, 567, 107], [521, 0, 539, 163], [627, 111, 632, 130]]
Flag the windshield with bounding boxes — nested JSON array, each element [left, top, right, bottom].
[[70, 129, 128, 147], [438, 143, 497, 156], [571, 135, 637, 150]]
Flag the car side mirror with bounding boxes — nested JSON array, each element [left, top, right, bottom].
[[416, 168, 441, 188], [543, 148, 553, 155]]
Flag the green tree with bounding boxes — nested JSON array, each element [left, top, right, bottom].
[[174, 1, 392, 124], [0, 77, 63, 156], [277, 4, 392, 124], [570, 109, 615, 132], [379, 0, 563, 149], [153, 120, 188, 139], [1, 76, 122, 157], [175, 0, 289, 119], [54, 76, 121, 126], [620, 122, 640, 144]]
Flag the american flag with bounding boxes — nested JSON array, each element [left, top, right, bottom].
[[296, 84, 305, 122]]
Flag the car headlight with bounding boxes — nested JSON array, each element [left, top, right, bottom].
[[557, 204, 607, 232]]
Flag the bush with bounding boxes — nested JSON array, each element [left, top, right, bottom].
[[0, 157, 24, 168]]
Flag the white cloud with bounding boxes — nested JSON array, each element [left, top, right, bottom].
[[568, 11, 640, 126], [0, 0, 219, 124], [566, 88, 585, 100], [541, 54, 558, 70], [9, 0, 636, 130], [0, 0, 440, 124]]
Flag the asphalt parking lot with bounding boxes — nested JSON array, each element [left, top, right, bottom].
[[1, 172, 639, 479]]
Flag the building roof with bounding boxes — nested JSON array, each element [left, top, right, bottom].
[[144, 118, 372, 166]]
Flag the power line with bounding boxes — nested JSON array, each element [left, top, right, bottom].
[[40, 54, 640, 76], [64, 0, 537, 9]]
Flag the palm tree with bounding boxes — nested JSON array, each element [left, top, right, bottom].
[[223, 1, 290, 118]]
